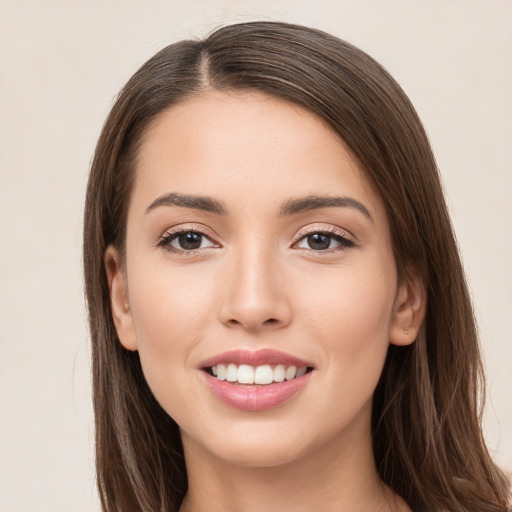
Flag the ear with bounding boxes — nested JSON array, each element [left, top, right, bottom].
[[389, 272, 426, 346], [104, 245, 138, 351]]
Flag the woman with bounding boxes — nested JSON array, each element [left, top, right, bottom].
[[83, 21, 510, 511]]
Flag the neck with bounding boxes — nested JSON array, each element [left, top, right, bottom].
[[179, 410, 409, 512]]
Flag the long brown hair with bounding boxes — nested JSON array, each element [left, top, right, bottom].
[[83, 21, 510, 511]]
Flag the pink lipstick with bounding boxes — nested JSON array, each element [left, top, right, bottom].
[[199, 349, 314, 411]]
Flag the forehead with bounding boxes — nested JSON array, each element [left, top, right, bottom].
[[131, 90, 386, 223]]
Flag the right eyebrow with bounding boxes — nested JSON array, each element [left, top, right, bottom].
[[145, 192, 228, 216]]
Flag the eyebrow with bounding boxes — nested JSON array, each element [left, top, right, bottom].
[[145, 192, 372, 221], [279, 195, 373, 221], [145, 192, 228, 215]]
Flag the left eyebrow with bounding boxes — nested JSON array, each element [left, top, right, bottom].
[[279, 195, 373, 221]]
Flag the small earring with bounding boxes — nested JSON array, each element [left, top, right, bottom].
[[404, 329, 409, 335]]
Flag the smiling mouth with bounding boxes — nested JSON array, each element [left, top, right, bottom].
[[204, 364, 314, 385]]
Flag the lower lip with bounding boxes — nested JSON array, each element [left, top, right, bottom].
[[202, 372, 312, 412]]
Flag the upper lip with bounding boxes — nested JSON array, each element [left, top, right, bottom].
[[199, 349, 314, 369]]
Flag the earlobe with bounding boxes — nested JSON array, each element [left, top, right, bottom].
[[104, 246, 138, 351], [389, 274, 426, 346]]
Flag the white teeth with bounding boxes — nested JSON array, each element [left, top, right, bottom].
[[285, 365, 297, 380], [216, 364, 226, 380], [237, 364, 255, 384], [226, 363, 238, 382], [296, 367, 307, 378], [210, 363, 309, 384], [273, 364, 286, 382], [254, 365, 274, 385]]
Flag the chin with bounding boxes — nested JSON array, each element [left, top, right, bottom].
[[210, 437, 310, 468], [181, 416, 318, 469]]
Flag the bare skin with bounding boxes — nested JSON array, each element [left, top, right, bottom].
[[179, 406, 411, 512], [106, 91, 423, 512]]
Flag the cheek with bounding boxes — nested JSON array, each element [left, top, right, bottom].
[[130, 260, 215, 343], [296, 258, 396, 393], [127, 261, 217, 401], [300, 259, 395, 338]]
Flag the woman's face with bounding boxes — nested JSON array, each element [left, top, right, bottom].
[[107, 90, 418, 467]]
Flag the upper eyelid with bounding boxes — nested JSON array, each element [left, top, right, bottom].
[[156, 223, 355, 248], [293, 224, 354, 242], [155, 226, 220, 253], [156, 229, 219, 258], [159, 223, 219, 240]]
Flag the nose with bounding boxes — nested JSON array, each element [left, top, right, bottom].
[[219, 245, 292, 333]]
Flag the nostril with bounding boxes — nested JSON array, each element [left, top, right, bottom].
[[221, 299, 292, 330], [226, 317, 279, 329]]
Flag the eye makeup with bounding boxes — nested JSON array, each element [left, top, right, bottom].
[[292, 225, 356, 253], [156, 225, 219, 255], [155, 222, 356, 257]]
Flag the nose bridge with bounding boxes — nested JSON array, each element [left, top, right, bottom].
[[220, 237, 292, 331]]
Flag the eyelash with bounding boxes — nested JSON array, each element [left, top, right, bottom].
[[156, 226, 355, 255], [294, 226, 355, 253], [156, 228, 217, 255]]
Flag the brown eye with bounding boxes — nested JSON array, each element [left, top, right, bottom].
[[174, 232, 204, 250], [295, 231, 355, 252], [158, 229, 217, 252], [306, 233, 332, 250]]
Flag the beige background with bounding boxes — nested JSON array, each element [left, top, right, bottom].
[[0, 1, 510, 510]]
